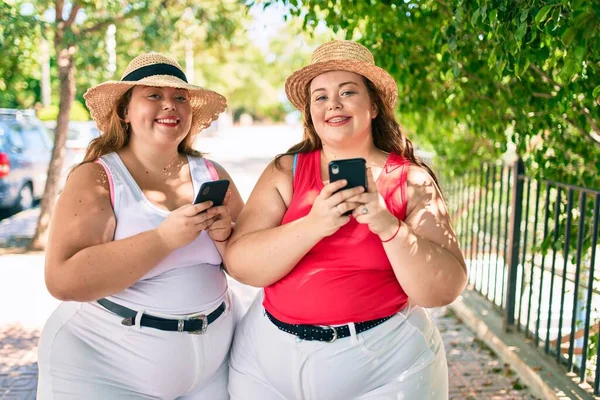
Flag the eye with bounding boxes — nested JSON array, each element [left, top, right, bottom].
[[341, 90, 356, 96], [147, 93, 160, 99], [175, 95, 188, 102], [314, 95, 326, 102]]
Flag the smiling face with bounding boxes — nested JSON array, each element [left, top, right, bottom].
[[308, 70, 377, 147], [124, 86, 192, 147]]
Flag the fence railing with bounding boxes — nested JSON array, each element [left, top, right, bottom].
[[440, 159, 600, 396]]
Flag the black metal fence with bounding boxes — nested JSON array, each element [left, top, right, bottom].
[[441, 159, 600, 396]]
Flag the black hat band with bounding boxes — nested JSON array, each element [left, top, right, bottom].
[[122, 63, 188, 83]]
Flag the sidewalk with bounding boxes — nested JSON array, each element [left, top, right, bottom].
[[0, 126, 537, 399]]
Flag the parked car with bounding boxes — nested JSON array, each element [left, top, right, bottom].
[[0, 109, 52, 211]]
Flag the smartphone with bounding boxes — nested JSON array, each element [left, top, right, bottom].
[[193, 179, 230, 206], [328, 158, 367, 215], [328, 158, 367, 191]]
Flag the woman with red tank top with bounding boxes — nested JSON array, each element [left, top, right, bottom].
[[225, 40, 467, 400]]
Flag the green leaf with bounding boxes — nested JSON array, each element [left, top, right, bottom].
[[593, 85, 600, 98], [471, 8, 480, 27], [562, 27, 578, 45], [489, 9, 498, 25], [516, 22, 528, 42], [520, 10, 529, 23], [535, 5, 553, 25]]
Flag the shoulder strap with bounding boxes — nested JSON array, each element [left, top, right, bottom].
[[204, 159, 219, 181], [292, 153, 298, 179]]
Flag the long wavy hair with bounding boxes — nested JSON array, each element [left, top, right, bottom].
[[275, 77, 438, 185], [79, 88, 202, 166]]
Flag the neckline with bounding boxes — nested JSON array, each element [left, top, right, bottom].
[[314, 150, 393, 190], [112, 152, 195, 215]]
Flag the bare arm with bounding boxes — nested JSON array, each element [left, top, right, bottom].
[[224, 155, 363, 287], [379, 166, 467, 307], [205, 160, 244, 261], [45, 162, 216, 302]]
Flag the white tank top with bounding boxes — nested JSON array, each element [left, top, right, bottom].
[[97, 152, 227, 314]]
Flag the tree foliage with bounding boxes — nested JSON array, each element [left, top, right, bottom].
[[0, 2, 43, 107], [269, 0, 600, 188], [9, 0, 249, 250]]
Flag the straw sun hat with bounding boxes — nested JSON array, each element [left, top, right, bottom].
[[83, 52, 227, 135], [285, 40, 398, 111]]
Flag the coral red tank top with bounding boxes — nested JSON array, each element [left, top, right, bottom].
[[263, 150, 411, 325]]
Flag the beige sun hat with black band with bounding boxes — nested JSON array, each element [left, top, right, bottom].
[[285, 40, 398, 111], [84, 52, 227, 135]]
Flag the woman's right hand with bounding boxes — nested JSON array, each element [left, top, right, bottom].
[[156, 201, 217, 251], [306, 180, 365, 238]]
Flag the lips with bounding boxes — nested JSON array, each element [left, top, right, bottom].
[[155, 117, 180, 126], [326, 116, 350, 123]]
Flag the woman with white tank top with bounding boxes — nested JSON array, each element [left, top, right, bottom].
[[37, 52, 244, 399]]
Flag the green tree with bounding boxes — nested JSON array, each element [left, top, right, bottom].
[[0, 2, 42, 107], [267, 0, 600, 188], [18, 0, 247, 250]]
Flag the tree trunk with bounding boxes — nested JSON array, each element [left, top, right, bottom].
[[29, 45, 76, 250]]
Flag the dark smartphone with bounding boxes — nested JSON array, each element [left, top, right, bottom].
[[328, 158, 367, 191], [328, 158, 367, 215], [193, 179, 230, 206]]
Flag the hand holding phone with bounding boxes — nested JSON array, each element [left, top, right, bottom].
[[328, 158, 367, 216], [193, 179, 230, 206]]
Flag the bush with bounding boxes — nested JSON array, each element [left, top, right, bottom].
[[37, 101, 90, 121]]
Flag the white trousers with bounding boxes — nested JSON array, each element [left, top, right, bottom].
[[229, 291, 448, 400], [37, 290, 243, 399]]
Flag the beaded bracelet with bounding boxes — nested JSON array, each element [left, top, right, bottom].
[[381, 220, 401, 243]]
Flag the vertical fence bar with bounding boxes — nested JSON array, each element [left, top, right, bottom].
[[582, 193, 599, 392], [481, 165, 491, 298], [468, 168, 482, 282], [545, 187, 562, 355], [487, 165, 498, 301], [475, 165, 486, 292], [465, 174, 475, 281], [494, 166, 506, 307], [517, 179, 532, 331], [525, 181, 542, 338], [556, 188, 574, 363], [535, 184, 552, 346], [504, 158, 524, 331], [456, 175, 465, 249], [501, 167, 513, 309], [568, 192, 586, 371]]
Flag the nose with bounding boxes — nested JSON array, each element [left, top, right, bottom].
[[327, 96, 342, 111], [162, 98, 177, 110]]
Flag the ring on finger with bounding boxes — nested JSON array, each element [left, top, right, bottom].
[[361, 206, 368, 214]]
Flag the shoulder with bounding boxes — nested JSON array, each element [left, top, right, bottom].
[[406, 164, 436, 187], [68, 161, 111, 193], [205, 159, 227, 177], [405, 164, 442, 212], [59, 161, 113, 210]]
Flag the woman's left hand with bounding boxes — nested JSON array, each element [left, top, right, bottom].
[[206, 191, 233, 242], [349, 168, 399, 238]]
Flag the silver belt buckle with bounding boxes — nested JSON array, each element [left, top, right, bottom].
[[189, 314, 208, 335], [325, 326, 338, 342]]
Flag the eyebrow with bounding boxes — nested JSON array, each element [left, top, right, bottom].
[[311, 81, 359, 95], [141, 87, 187, 93]]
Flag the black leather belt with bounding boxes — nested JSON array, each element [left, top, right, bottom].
[[264, 310, 393, 343], [97, 298, 226, 335]]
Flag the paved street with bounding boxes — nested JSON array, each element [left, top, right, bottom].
[[0, 125, 537, 399]]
